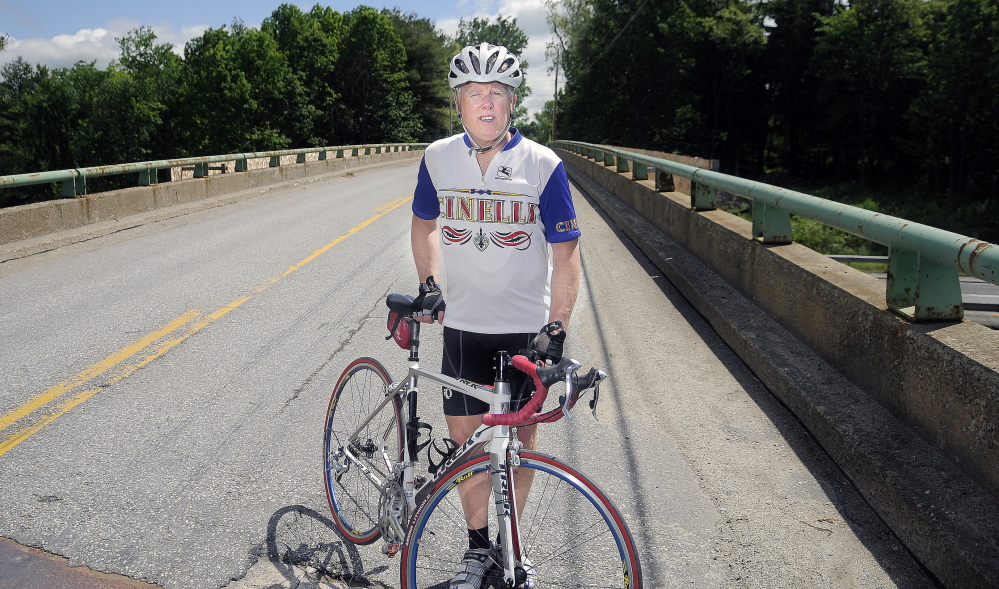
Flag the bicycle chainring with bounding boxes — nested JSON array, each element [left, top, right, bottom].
[[378, 476, 409, 548]]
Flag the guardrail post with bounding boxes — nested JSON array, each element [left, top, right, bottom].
[[319, 150, 327, 161], [752, 200, 793, 244], [365, 147, 372, 155], [603, 152, 615, 167], [886, 246, 964, 321], [61, 176, 78, 197], [269, 156, 280, 168], [352, 148, 359, 157], [691, 181, 717, 210], [296, 153, 306, 164], [655, 168, 675, 192], [632, 161, 648, 181], [236, 156, 247, 172], [616, 157, 630, 173], [193, 163, 206, 178], [138, 168, 158, 186]]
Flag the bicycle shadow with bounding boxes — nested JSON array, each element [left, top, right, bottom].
[[264, 504, 390, 586]]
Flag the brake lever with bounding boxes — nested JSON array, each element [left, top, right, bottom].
[[560, 359, 582, 420], [589, 369, 608, 421], [590, 374, 607, 421]]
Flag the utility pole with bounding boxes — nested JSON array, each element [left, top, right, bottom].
[[552, 54, 559, 142]]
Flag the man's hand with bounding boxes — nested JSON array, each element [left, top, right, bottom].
[[530, 321, 566, 364], [413, 276, 445, 324]]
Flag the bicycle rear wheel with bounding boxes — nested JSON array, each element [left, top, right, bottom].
[[324, 357, 402, 544], [400, 450, 642, 588]]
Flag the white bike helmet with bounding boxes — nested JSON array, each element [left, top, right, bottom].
[[449, 42, 523, 89]]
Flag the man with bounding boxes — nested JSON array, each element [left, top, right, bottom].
[[410, 42, 581, 589]]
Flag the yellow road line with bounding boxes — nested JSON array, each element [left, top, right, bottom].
[[281, 196, 413, 277], [0, 309, 200, 434], [0, 196, 412, 458]]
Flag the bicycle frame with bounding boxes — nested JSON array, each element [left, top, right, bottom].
[[338, 320, 526, 584]]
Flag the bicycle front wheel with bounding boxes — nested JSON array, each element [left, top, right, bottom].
[[401, 450, 642, 589], [324, 357, 402, 545]]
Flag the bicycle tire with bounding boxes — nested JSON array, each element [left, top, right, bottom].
[[324, 357, 403, 545], [400, 450, 642, 588]]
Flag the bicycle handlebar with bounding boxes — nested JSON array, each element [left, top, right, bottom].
[[482, 355, 607, 427]]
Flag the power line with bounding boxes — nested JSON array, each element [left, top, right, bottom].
[[576, 0, 652, 76]]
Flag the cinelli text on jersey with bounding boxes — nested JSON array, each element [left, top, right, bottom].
[[437, 189, 539, 225]]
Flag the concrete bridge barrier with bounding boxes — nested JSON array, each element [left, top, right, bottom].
[[555, 147, 999, 589], [0, 147, 419, 251]]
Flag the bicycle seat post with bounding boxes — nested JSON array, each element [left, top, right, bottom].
[[407, 320, 421, 364]]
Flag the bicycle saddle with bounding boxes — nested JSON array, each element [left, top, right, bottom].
[[386, 294, 415, 316]]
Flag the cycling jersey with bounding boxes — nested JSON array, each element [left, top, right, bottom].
[[413, 129, 581, 334]]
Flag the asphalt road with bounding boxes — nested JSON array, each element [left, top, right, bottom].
[[0, 161, 937, 588]]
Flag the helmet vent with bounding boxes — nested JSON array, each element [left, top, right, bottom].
[[468, 52, 481, 75], [498, 58, 515, 73], [486, 53, 499, 73], [454, 58, 469, 74]]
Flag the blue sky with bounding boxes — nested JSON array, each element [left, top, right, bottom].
[[0, 0, 557, 116]]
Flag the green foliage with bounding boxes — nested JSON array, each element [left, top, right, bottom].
[[810, 0, 931, 186], [333, 6, 421, 143], [0, 2, 438, 207], [907, 0, 999, 199], [385, 9, 458, 141], [177, 23, 293, 154], [549, 0, 999, 242], [521, 100, 556, 143], [262, 3, 344, 146]]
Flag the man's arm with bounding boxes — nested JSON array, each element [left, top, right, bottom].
[[548, 238, 580, 330], [411, 214, 443, 323]]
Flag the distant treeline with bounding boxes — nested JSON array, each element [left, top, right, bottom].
[[0, 4, 543, 206], [549, 0, 999, 240], [3, 0, 998, 242]]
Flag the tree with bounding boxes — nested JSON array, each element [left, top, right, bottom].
[[112, 27, 182, 160], [908, 0, 999, 199], [333, 6, 420, 143], [811, 0, 931, 186], [176, 21, 297, 155], [385, 9, 457, 140], [520, 99, 556, 143], [760, 0, 838, 177], [262, 3, 345, 145], [691, 0, 768, 168], [85, 68, 165, 164], [555, 0, 704, 151]]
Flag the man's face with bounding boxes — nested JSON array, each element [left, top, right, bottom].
[[457, 82, 518, 145]]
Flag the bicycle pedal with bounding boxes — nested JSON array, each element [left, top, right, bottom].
[[381, 542, 400, 557]]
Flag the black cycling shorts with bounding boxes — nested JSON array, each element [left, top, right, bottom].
[[441, 326, 535, 416]]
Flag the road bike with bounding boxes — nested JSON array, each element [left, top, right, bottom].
[[323, 292, 643, 588]]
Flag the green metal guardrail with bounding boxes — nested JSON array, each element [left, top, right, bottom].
[[553, 140, 998, 321], [0, 143, 428, 198]]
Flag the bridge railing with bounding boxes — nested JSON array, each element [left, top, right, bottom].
[[553, 140, 998, 322], [0, 142, 428, 198]]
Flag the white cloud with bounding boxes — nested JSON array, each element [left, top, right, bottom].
[[0, 19, 208, 72]]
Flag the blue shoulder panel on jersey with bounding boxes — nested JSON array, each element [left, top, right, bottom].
[[540, 161, 581, 243], [412, 157, 440, 220]]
